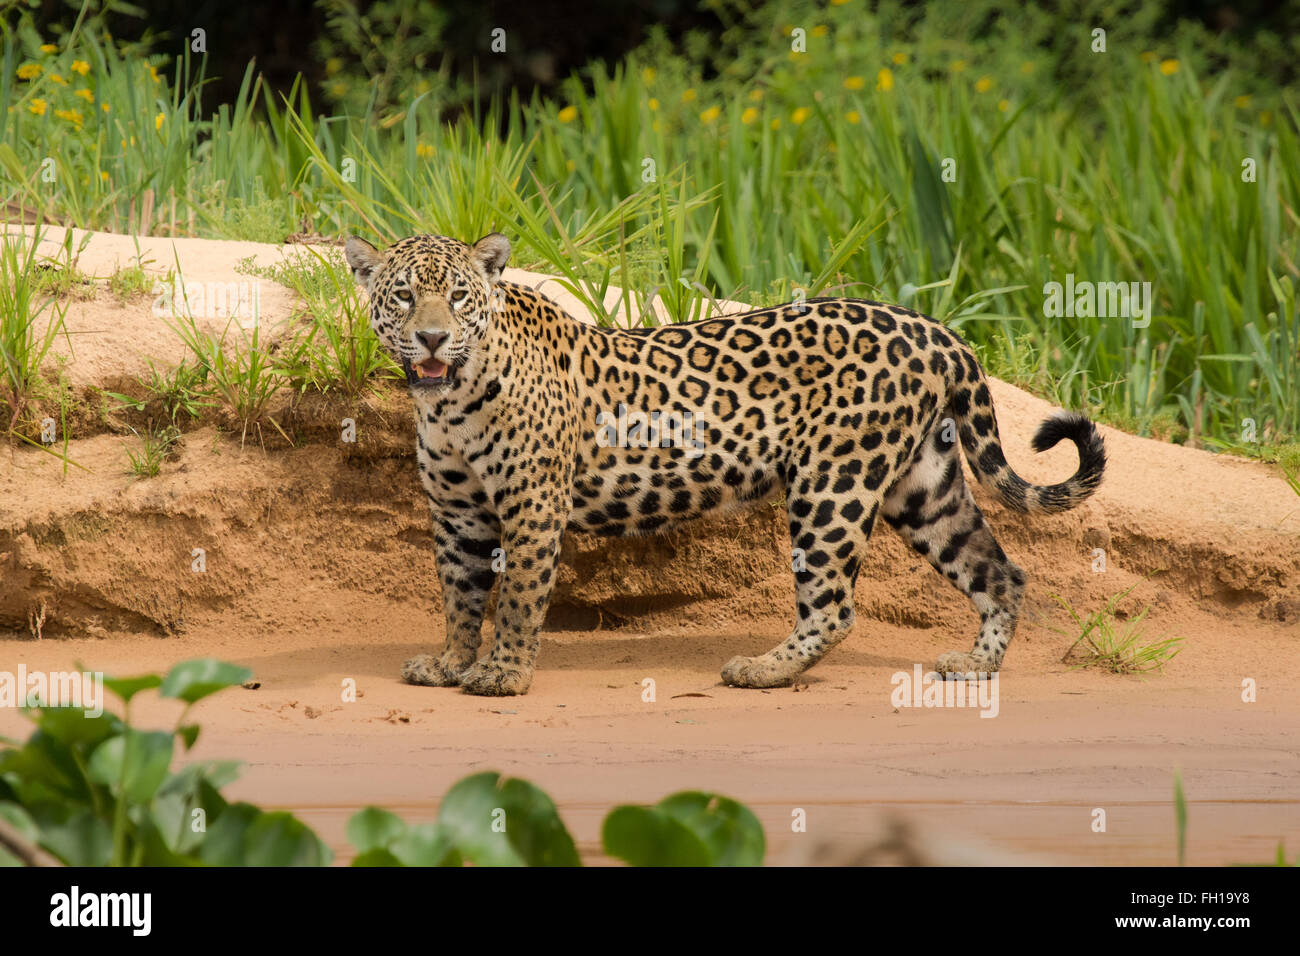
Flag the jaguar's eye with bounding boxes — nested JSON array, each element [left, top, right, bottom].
[[449, 288, 468, 305], [395, 289, 414, 305]]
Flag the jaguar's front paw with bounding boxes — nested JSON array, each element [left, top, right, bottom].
[[458, 661, 533, 697], [401, 654, 464, 687]]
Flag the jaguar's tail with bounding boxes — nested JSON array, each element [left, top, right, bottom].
[[951, 380, 1106, 515]]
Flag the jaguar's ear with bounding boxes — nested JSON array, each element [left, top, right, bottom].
[[470, 232, 510, 286], [344, 236, 385, 293]]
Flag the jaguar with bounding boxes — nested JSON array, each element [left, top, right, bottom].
[[345, 232, 1106, 696]]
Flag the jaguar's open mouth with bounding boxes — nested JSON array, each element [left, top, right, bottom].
[[403, 356, 451, 389]]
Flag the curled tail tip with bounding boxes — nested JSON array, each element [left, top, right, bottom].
[[1029, 411, 1107, 503], [1032, 411, 1103, 456]]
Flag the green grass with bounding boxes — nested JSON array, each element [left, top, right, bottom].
[[2, 0, 1297, 447], [238, 247, 401, 397], [1174, 769, 1187, 866], [123, 423, 179, 477], [0, 230, 69, 436], [1278, 445, 1300, 498], [1173, 771, 1300, 866], [103, 355, 211, 427], [106, 261, 152, 302], [1053, 580, 1184, 674], [161, 256, 288, 446]]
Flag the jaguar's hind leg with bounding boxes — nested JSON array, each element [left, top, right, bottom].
[[882, 428, 1026, 676], [721, 489, 882, 688]]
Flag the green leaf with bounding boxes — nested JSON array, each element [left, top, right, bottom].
[[39, 810, 113, 866], [176, 724, 200, 751], [436, 771, 580, 867], [657, 792, 765, 866], [200, 803, 329, 866], [243, 811, 332, 867], [346, 806, 407, 853], [102, 673, 162, 704], [88, 730, 174, 804], [602, 805, 711, 866], [388, 823, 461, 867], [351, 847, 403, 867], [32, 707, 122, 748], [198, 802, 259, 865], [159, 659, 253, 704], [0, 801, 39, 843]]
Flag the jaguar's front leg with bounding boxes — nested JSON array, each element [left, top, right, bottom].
[[458, 485, 569, 697], [402, 506, 501, 687]]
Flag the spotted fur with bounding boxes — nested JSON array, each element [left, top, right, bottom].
[[345, 233, 1107, 696]]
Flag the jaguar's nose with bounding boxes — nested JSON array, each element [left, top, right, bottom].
[[415, 330, 448, 356]]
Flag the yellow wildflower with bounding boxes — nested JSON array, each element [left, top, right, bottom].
[[16, 63, 41, 80], [811, 25, 828, 38], [49, 73, 67, 85], [741, 107, 758, 125], [557, 105, 578, 123], [416, 141, 434, 159], [29, 98, 47, 115], [682, 88, 696, 103], [1159, 59, 1179, 75], [843, 76, 865, 90], [40, 44, 57, 54], [951, 59, 967, 73], [975, 76, 992, 93], [641, 67, 655, 84], [72, 60, 90, 76], [998, 99, 1010, 113], [1233, 94, 1251, 109], [748, 88, 763, 101], [155, 112, 165, 130], [648, 97, 659, 111], [699, 106, 721, 123], [846, 110, 860, 124], [892, 52, 908, 65], [792, 106, 810, 125], [876, 68, 894, 92]]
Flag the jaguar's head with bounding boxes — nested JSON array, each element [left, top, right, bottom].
[[344, 232, 510, 391]]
